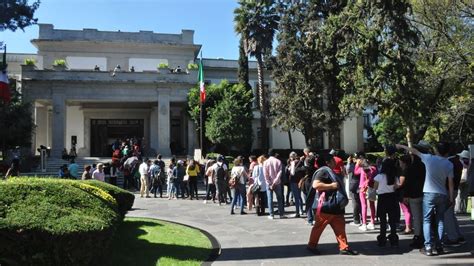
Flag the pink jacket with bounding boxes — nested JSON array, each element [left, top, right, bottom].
[[263, 156, 282, 187], [354, 164, 377, 188]]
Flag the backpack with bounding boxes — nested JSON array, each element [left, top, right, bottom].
[[228, 171, 241, 189], [214, 164, 226, 181], [313, 166, 349, 215]]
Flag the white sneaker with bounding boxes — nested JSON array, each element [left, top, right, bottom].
[[203, 200, 207, 204], [367, 223, 375, 230], [268, 215, 274, 220], [349, 222, 361, 226], [359, 224, 367, 231]]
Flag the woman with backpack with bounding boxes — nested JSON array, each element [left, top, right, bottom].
[[307, 154, 358, 256], [374, 159, 401, 247], [230, 157, 249, 215]]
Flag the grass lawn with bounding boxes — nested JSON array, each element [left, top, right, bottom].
[[108, 217, 213, 266]]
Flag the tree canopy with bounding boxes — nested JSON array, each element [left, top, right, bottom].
[[0, 0, 40, 32]]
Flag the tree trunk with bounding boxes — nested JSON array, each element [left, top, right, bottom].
[[288, 130, 293, 150], [256, 53, 267, 152]]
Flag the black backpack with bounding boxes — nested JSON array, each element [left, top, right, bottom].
[[214, 164, 226, 181]]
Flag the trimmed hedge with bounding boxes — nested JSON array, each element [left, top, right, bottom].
[[83, 180, 135, 217], [0, 178, 121, 265]]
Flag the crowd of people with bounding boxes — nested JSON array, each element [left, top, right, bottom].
[[55, 141, 473, 257]]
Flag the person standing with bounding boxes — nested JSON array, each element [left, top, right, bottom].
[[347, 154, 361, 226], [92, 163, 105, 182], [374, 159, 400, 247], [81, 165, 92, 180], [68, 159, 79, 179], [211, 156, 228, 205], [139, 159, 151, 198], [5, 156, 20, 178], [400, 154, 426, 248], [149, 160, 163, 198], [307, 154, 358, 256], [264, 149, 285, 219], [456, 150, 470, 214], [288, 151, 305, 218], [253, 155, 268, 216], [230, 158, 249, 215], [109, 163, 118, 186], [396, 143, 454, 256], [186, 159, 200, 200], [355, 158, 377, 231], [173, 160, 186, 199]]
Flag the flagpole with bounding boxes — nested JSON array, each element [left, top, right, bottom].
[[199, 51, 204, 154]]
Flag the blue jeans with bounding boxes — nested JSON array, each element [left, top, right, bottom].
[[290, 182, 304, 215], [266, 183, 284, 217], [230, 184, 246, 213], [423, 192, 448, 249]]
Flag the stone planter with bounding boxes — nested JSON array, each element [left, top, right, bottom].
[[53, 65, 67, 71], [21, 64, 37, 71]]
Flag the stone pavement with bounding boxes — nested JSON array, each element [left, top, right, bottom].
[[128, 193, 474, 265]]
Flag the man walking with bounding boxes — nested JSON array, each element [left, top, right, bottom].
[[396, 143, 454, 256], [264, 150, 285, 219]]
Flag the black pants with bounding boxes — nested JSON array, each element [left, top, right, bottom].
[[109, 176, 117, 186], [351, 191, 361, 224], [378, 192, 400, 238], [188, 176, 198, 199], [124, 174, 134, 189], [255, 191, 267, 216], [180, 181, 189, 198], [151, 182, 163, 197], [206, 183, 216, 201]]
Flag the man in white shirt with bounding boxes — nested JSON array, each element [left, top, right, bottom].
[[139, 158, 151, 198], [396, 142, 454, 256]]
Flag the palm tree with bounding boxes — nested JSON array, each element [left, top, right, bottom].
[[234, 0, 279, 151]]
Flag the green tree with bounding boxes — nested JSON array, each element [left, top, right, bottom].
[[0, 0, 40, 32], [205, 83, 254, 152], [339, 0, 473, 147], [372, 113, 406, 146], [0, 79, 34, 156], [270, 0, 350, 150], [234, 0, 279, 151]]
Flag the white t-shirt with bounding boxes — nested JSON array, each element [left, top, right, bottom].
[[374, 173, 399, 195], [139, 162, 149, 176], [420, 153, 453, 195], [231, 165, 248, 185]]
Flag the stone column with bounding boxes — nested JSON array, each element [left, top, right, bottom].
[[157, 90, 171, 156], [34, 105, 48, 155], [51, 93, 66, 158]]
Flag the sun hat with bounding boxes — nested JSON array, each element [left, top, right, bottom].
[[457, 150, 470, 159]]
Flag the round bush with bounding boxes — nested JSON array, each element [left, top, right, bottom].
[[82, 180, 135, 217], [0, 179, 120, 265]]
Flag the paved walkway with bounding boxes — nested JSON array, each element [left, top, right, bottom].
[[128, 193, 474, 265]]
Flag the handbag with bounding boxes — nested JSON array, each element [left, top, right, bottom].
[[366, 187, 377, 201], [183, 174, 189, 182], [251, 183, 261, 194], [315, 167, 349, 215]]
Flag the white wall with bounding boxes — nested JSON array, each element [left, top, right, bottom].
[[66, 56, 107, 70], [66, 105, 85, 152], [128, 58, 168, 72]]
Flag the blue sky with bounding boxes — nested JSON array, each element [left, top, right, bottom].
[[1, 0, 241, 59]]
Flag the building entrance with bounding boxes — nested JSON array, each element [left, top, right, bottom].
[[90, 119, 144, 157]]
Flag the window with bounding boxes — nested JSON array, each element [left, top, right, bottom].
[[66, 56, 107, 70]]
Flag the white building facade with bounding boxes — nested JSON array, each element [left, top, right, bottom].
[[11, 24, 364, 158]]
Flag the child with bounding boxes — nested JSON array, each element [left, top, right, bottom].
[[374, 159, 400, 247]]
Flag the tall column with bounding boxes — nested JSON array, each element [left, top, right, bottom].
[[51, 93, 66, 158], [34, 105, 48, 155], [157, 90, 171, 156]]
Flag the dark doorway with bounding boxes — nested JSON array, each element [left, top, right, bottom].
[[91, 119, 144, 157]]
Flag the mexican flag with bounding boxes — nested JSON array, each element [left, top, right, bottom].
[[198, 55, 206, 103], [0, 44, 10, 104]]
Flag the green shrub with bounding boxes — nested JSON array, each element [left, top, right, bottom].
[[53, 59, 67, 66], [187, 63, 198, 70], [24, 58, 36, 66], [158, 63, 169, 69], [83, 180, 135, 217], [0, 178, 120, 265]]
